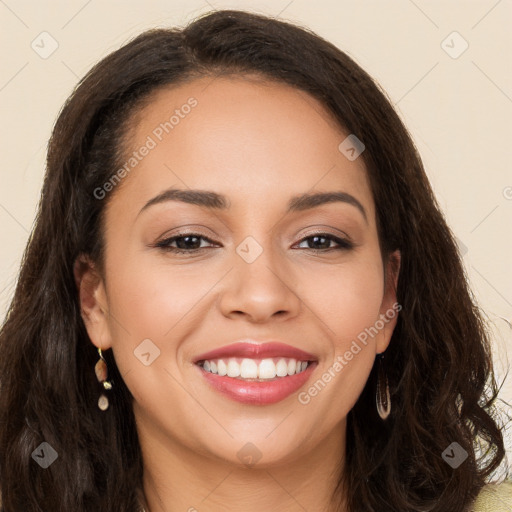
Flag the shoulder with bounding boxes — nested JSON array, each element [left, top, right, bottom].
[[469, 480, 512, 512]]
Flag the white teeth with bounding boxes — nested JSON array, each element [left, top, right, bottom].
[[200, 357, 311, 379], [217, 359, 227, 376], [258, 359, 277, 379], [276, 358, 288, 377], [227, 359, 240, 377], [240, 358, 258, 378]]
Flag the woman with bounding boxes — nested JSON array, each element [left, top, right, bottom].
[[0, 9, 510, 512]]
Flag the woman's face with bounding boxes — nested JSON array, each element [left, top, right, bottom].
[[79, 75, 400, 467]]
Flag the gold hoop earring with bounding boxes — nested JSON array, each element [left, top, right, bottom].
[[95, 348, 112, 411], [376, 353, 391, 420]]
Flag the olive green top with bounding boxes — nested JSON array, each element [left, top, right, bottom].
[[470, 481, 512, 511]]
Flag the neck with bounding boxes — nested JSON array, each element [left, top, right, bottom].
[[134, 409, 348, 512]]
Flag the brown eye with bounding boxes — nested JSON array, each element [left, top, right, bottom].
[[155, 233, 217, 254], [295, 233, 353, 251]]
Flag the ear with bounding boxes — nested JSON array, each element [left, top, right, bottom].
[[73, 254, 113, 351], [376, 249, 401, 354]]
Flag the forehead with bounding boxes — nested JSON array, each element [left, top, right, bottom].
[[106, 75, 374, 223]]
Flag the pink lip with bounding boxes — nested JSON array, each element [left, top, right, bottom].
[[193, 341, 317, 363], [196, 361, 318, 405], [193, 340, 318, 405]]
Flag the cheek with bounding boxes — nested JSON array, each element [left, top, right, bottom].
[[301, 252, 384, 402], [303, 253, 384, 342], [102, 254, 209, 408], [296, 258, 384, 416], [106, 250, 210, 336]]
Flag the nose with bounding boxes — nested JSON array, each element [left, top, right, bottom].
[[217, 243, 302, 324]]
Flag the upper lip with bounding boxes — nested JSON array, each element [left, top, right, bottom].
[[193, 340, 317, 363]]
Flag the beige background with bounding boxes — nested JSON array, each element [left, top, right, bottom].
[[1, 0, 511, 477]]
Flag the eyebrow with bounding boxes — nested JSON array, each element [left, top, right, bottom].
[[138, 188, 368, 223]]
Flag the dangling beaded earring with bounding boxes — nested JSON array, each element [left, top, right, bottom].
[[376, 353, 391, 420], [95, 348, 112, 411]]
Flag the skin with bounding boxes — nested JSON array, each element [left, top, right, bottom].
[[76, 75, 400, 512]]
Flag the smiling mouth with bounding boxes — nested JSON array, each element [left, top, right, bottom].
[[197, 356, 314, 381]]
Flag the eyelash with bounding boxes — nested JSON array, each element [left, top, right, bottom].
[[154, 232, 354, 255]]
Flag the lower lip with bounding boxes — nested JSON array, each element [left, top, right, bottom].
[[196, 362, 318, 405]]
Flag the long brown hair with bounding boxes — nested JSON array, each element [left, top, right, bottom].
[[0, 9, 509, 512]]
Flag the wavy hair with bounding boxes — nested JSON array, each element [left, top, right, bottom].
[[0, 9, 509, 512]]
